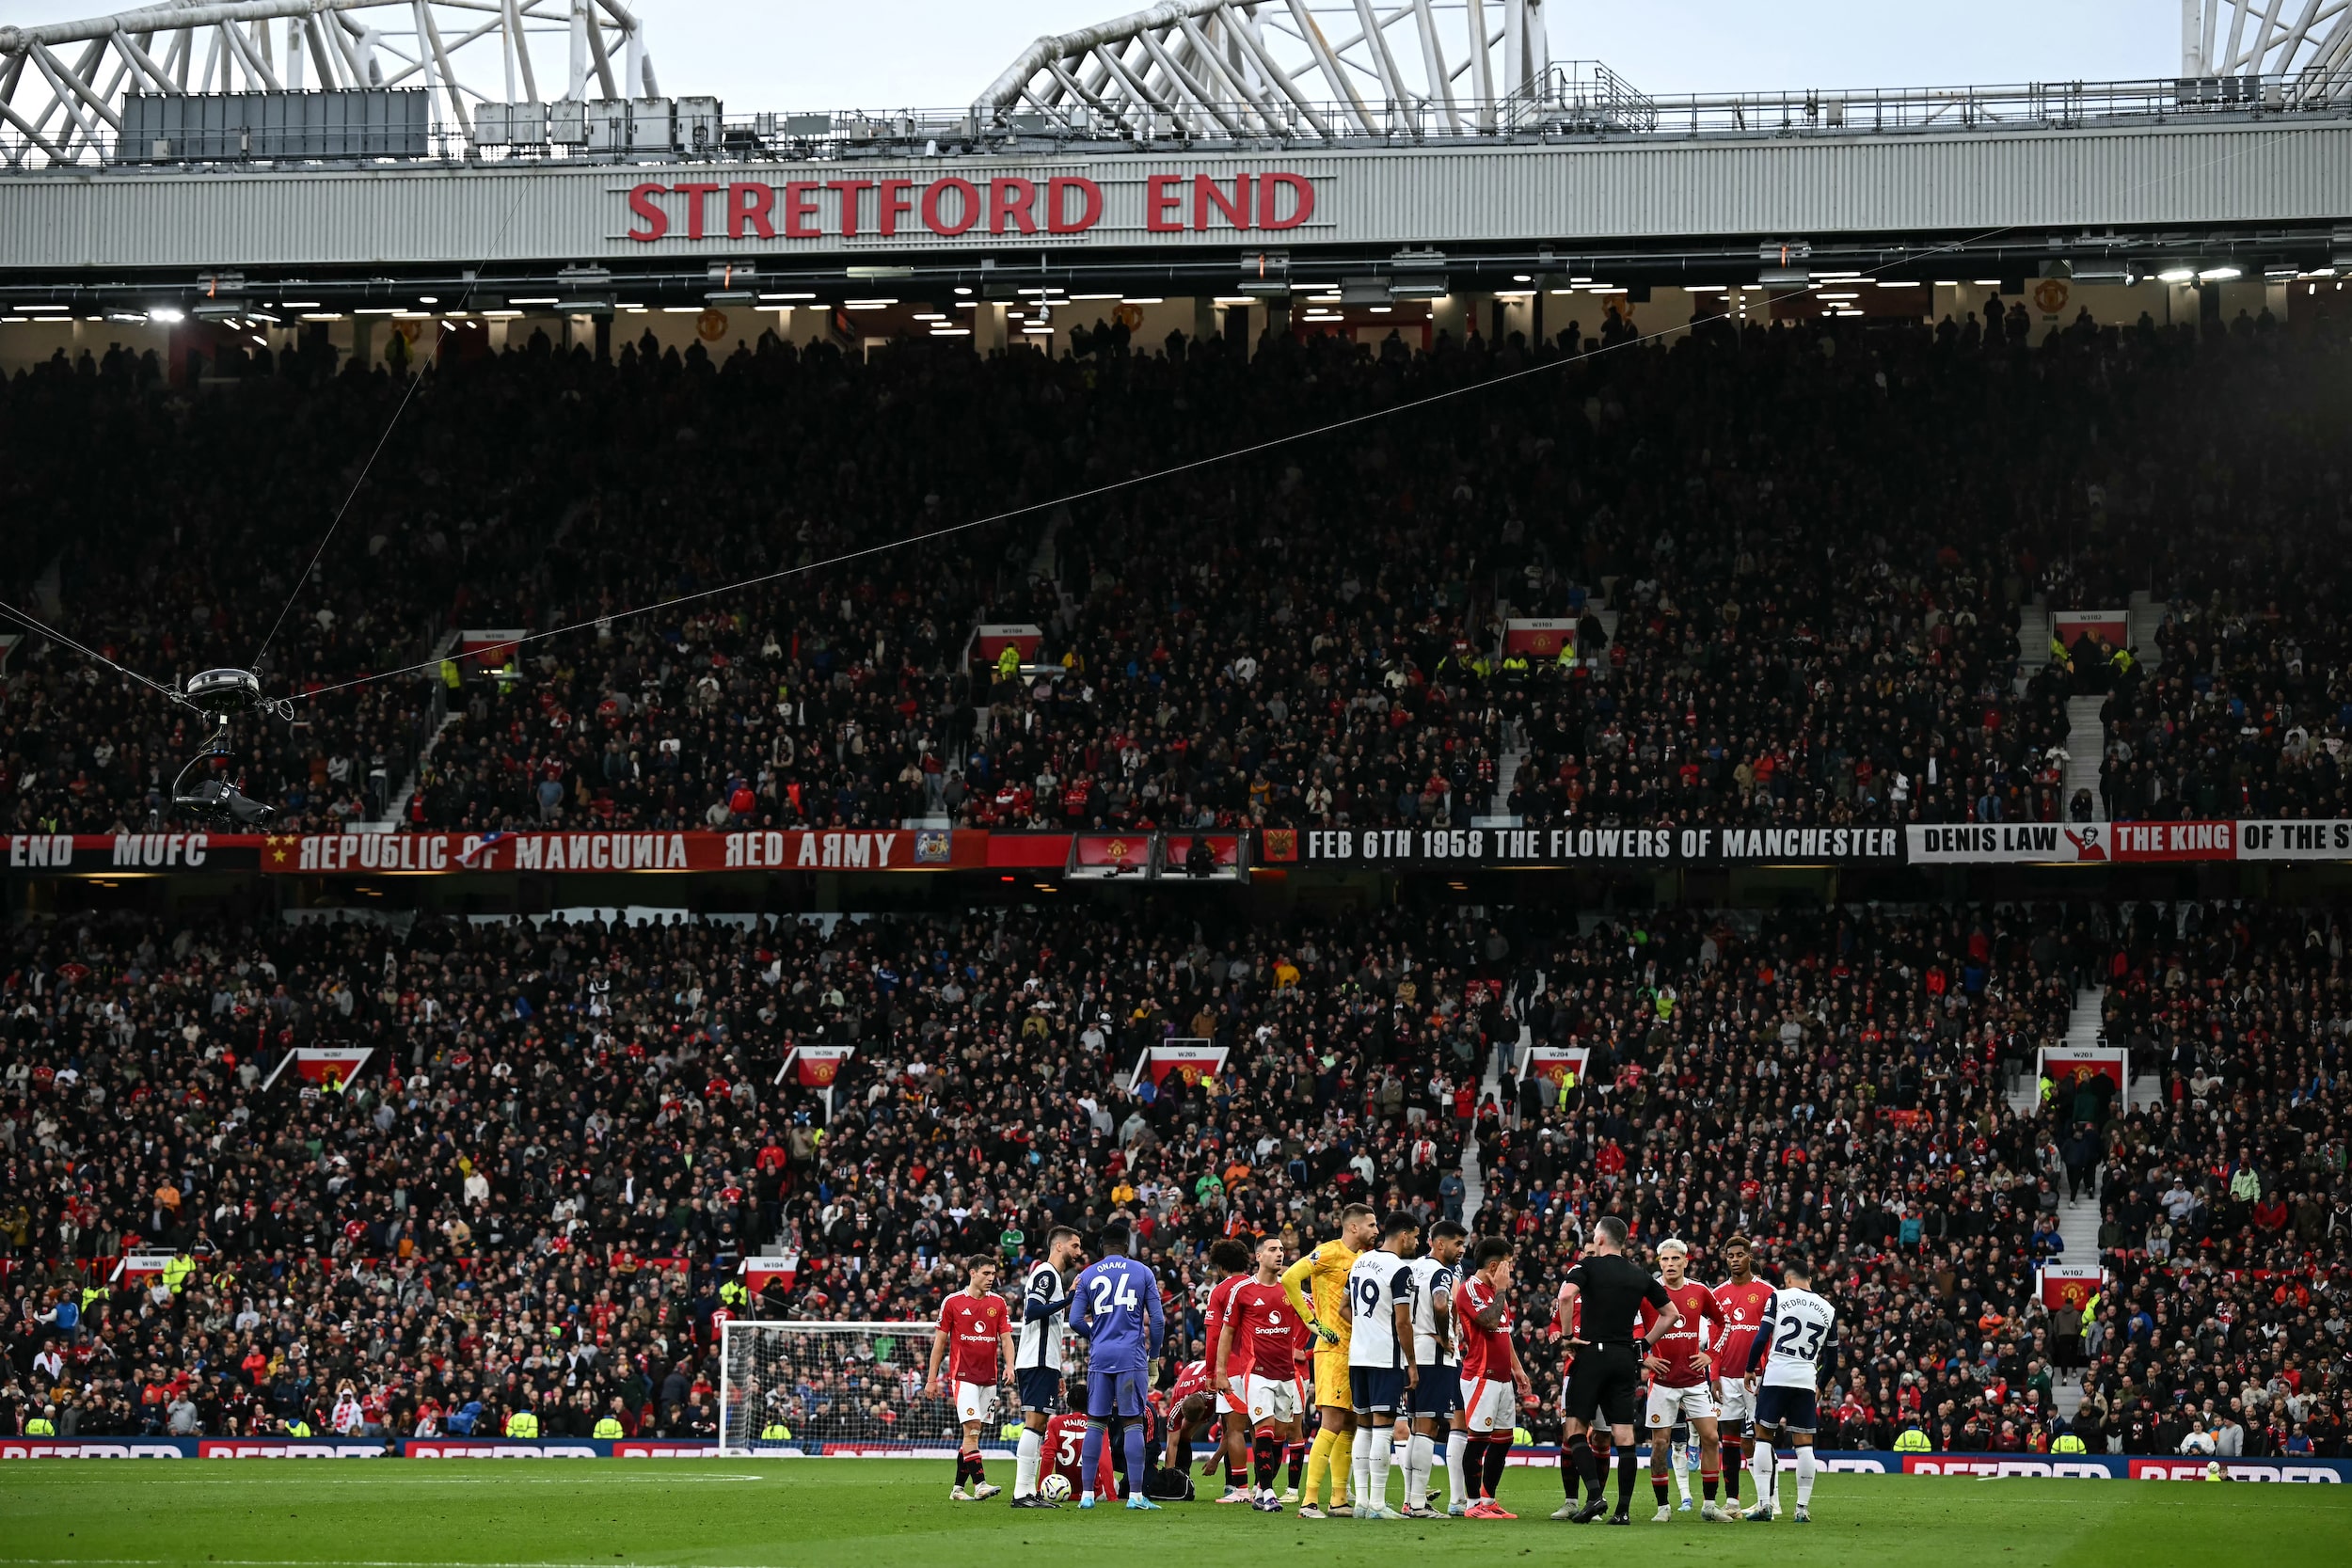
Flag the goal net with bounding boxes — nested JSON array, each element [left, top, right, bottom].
[[719, 1319, 1004, 1458]]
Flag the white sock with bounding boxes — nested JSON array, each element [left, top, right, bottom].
[[1672, 1438, 1692, 1501], [1794, 1446, 1817, 1508], [1014, 1429, 1041, 1497], [1749, 1439, 1777, 1509], [1350, 1426, 1374, 1511], [1447, 1431, 1470, 1509], [1406, 1433, 1433, 1508], [1367, 1426, 1393, 1511]]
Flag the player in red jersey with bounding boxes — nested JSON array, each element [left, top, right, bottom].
[[1637, 1238, 1731, 1521], [1046, 1403, 1118, 1498], [926, 1254, 1013, 1501], [1454, 1236, 1534, 1519], [1709, 1234, 1773, 1512], [1161, 1359, 1220, 1479], [1215, 1232, 1302, 1512], [1199, 1237, 1257, 1502]]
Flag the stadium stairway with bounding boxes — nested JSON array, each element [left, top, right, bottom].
[[2045, 984, 2109, 1422], [1480, 740, 1528, 826], [1456, 1020, 1522, 1228], [373, 628, 461, 830], [33, 551, 64, 620], [2063, 695, 2108, 820], [1459, 1123, 1486, 1230], [2127, 590, 2169, 671], [2014, 597, 2050, 696]]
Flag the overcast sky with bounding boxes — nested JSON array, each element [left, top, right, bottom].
[[624, 0, 2186, 114]]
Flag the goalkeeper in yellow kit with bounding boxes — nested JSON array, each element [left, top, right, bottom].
[[1280, 1201, 1378, 1517]]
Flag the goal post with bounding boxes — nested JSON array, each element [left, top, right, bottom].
[[720, 1319, 995, 1458]]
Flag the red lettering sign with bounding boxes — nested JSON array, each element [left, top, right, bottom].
[[989, 177, 1038, 235], [878, 178, 914, 236], [1259, 172, 1313, 230], [1047, 176, 1102, 234], [726, 182, 774, 241], [1145, 173, 1184, 232], [1195, 173, 1252, 230], [782, 181, 821, 239], [921, 177, 980, 236], [672, 182, 721, 241], [626, 182, 669, 242], [828, 177, 875, 237], [621, 169, 1311, 242]]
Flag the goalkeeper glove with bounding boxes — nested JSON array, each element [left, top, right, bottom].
[[1309, 1318, 1342, 1347]]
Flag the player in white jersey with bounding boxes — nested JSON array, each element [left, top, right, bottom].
[[1400, 1219, 1466, 1517], [1009, 1226, 1083, 1506], [1343, 1212, 1421, 1521], [1739, 1259, 1838, 1525]]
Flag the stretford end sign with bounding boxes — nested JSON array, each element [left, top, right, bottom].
[[622, 170, 1314, 242]]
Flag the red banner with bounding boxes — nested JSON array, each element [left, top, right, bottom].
[[972, 624, 1043, 668], [1130, 1041, 1227, 1090], [740, 1254, 800, 1293], [456, 628, 528, 667], [1071, 832, 1153, 876], [2109, 820, 2236, 862], [2049, 611, 2128, 652], [1521, 1045, 1591, 1087], [1163, 833, 1242, 872], [2041, 1045, 2127, 1094], [785, 1045, 854, 1088], [1502, 618, 1578, 658], [259, 829, 977, 875], [2041, 1262, 2103, 1312], [262, 1046, 372, 1091]]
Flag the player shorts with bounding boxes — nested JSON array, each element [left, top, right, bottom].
[[1349, 1367, 1406, 1417], [952, 1381, 999, 1424], [1462, 1375, 1518, 1434], [1086, 1368, 1150, 1421], [1311, 1349, 1351, 1410], [1645, 1382, 1719, 1429], [1753, 1386, 1818, 1433], [1242, 1372, 1299, 1427], [1015, 1367, 1062, 1416], [1716, 1381, 1756, 1426], [1564, 1344, 1642, 1430], [1410, 1364, 1460, 1419]]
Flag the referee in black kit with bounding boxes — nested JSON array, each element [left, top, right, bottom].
[[1557, 1215, 1678, 1524]]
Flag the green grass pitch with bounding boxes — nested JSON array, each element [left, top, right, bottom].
[[2, 1460, 2339, 1568]]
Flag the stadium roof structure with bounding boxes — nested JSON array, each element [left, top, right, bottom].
[[0, 0, 2347, 171], [0, 0, 657, 165], [968, 0, 1635, 143], [0, 0, 2346, 293]]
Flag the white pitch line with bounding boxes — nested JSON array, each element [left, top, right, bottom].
[[0, 1474, 773, 1485], [1, 1560, 787, 1568]]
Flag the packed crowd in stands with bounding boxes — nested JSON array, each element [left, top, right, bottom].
[[0, 896, 2342, 1458], [5, 298, 2346, 844]]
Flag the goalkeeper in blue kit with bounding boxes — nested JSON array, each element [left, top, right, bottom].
[[1070, 1224, 1166, 1511]]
